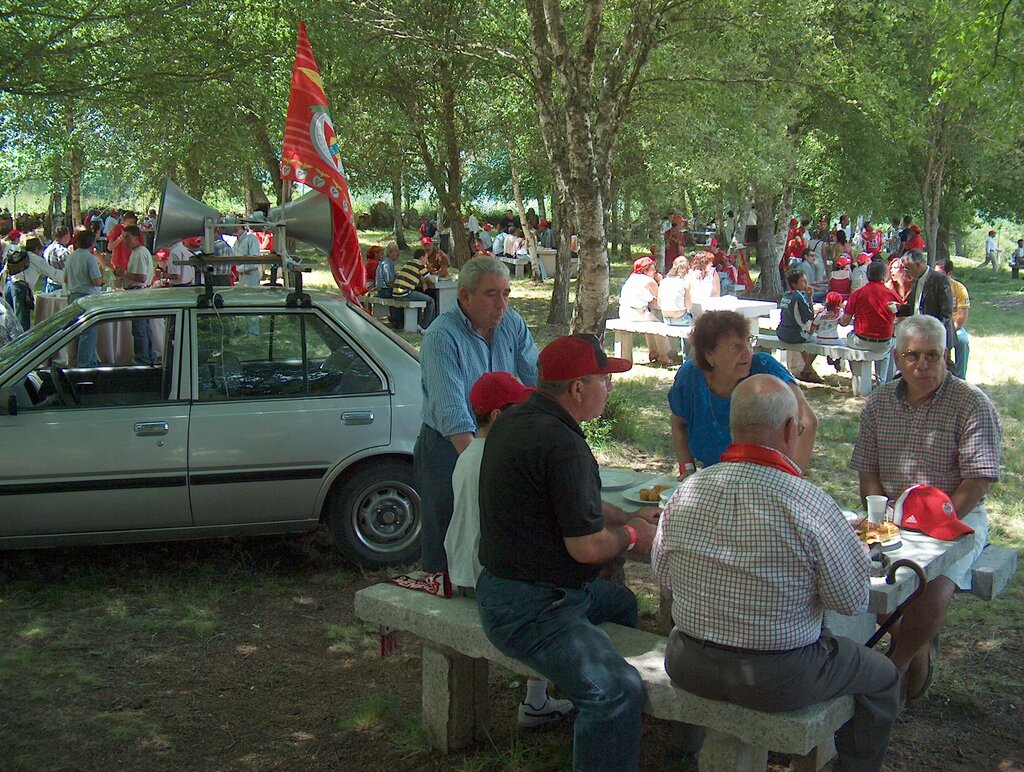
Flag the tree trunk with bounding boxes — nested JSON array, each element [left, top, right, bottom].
[[572, 184, 609, 335], [537, 194, 547, 223], [608, 176, 619, 257], [621, 187, 632, 261], [509, 146, 541, 280], [546, 190, 573, 326], [686, 188, 700, 226], [391, 170, 408, 250], [920, 107, 950, 267], [65, 103, 82, 226], [752, 186, 786, 300]]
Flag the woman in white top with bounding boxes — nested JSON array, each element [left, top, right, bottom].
[[618, 255, 672, 364], [684, 250, 721, 312], [659, 256, 691, 326]]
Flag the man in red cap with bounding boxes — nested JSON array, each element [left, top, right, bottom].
[[475, 334, 659, 772], [537, 219, 555, 249], [1, 228, 22, 267], [904, 224, 925, 253], [852, 314, 1001, 702], [444, 371, 574, 728]]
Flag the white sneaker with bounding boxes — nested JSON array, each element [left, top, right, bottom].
[[517, 696, 576, 728]]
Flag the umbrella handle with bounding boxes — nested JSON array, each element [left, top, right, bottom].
[[865, 559, 927, 649]]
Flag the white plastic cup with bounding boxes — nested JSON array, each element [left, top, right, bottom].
[[866, 495, 888, 524]]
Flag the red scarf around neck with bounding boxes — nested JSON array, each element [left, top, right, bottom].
[[720, 443, 802, 477]]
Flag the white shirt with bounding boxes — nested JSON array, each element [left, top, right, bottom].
[[125, 245, 154, 289], [43, 240, 70, 271], [466, 214, 480, 235], [8, 251, 64, 291], [659, 275, 687, 315], [443, 437, 488, 589], [619, 272, 655, 312], [233, 230, 263, 287], [165, 241, 196, 285], [103, 215, 120, 236], [986, 236, 997, 255]]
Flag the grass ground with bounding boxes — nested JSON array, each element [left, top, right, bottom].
[[1, 237, 1021, 770]]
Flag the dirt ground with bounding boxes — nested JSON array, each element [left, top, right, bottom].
[[1, 536, 1022, 771]]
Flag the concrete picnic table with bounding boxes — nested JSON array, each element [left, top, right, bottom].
[[600, 465, 975, 646]]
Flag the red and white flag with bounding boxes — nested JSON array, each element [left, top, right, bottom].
[[280, 21, 365, 301]]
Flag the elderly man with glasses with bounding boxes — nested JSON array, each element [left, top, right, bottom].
[[851, 314, 1001, 704]]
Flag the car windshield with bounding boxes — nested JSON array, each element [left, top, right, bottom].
[[0, 301, 84, 370]]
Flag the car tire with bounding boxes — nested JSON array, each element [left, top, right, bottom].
[[328, 460, 420, 567]]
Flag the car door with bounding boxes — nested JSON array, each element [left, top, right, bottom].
[[0, 311, 191, 540], [187, 308, 392, 527]]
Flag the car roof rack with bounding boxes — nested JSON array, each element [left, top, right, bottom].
[[173, 255, 312, 309]]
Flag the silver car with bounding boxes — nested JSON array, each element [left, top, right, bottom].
[[0, 286, 423, 567]]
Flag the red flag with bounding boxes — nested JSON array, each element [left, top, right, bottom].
[[280, 21, 365, 302]]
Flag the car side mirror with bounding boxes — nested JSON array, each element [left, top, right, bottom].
[[0, 390, 17, 416]]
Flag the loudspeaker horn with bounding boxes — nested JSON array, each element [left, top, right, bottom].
[[154, 177, 220, 250], [269, 189, 333, 255]]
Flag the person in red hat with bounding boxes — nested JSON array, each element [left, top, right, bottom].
[[904, 224, 925, 253], [536, 218, 555, 249], [475, 334, 659, 772], [618, 255, 672, 365], [828, 254, 853, 297], [851, 251, 871, 292], [861, 220, 883, 255], [657, 374, 900, 770], [443, 371, 574, 728], [851, 314, 1001, 702], [1, 229, 22, 267], [841, 260, 903, 384]]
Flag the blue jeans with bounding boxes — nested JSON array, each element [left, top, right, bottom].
[[952, 327, 969, 379], [395, 290, 435, 327], [414, 423, 459, 572], [69, 292, 99, 367], [132, 318, 154, 365], [476, 572, 644, 772]]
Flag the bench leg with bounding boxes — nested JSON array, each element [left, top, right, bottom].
[[699, 729, 768, 771], [849, 361, 871, 397], [613, 331, 633, 362], [791, 737, 837, 772], [402, 307, 421, 333], [421, 643, 490, 752]]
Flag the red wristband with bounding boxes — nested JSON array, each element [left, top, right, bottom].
[[679, 462, 696, 476], [622, 524, 637, 552]]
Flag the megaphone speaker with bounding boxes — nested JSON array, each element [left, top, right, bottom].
[[269, 189, 333, 255], [154, 177, 220, 250]]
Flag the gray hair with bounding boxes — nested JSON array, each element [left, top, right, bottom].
[[895, 315, 946, 351], [730, 376, 797, 437], [459, 256, 510, 292], [902, 249, 927, 265]]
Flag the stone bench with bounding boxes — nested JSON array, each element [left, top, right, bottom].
[[756, 333, 888, 397], [968, 545, 1017, 601], [360, 294, 428, 333], [499, 256, 531, 279], [354, 582, 852, 771], [605, 318, 693, 362]]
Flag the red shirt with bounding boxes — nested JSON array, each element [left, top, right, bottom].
[[108, 224, 130, 271], [364, 258, 379, 284], [905, 234, 925, 252], [845, 281, 903, 340], [255, 231, 274, 251]]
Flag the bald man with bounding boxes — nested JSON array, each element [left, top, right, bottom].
[[653, 374, 899, 771]]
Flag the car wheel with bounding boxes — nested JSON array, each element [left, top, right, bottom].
[[328, 460, 420, 567]]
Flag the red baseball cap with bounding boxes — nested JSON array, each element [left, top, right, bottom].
[[910, 225, 921, 233], [469, 372, 534, 415], [893, 485, 974, 540], [483, 223, 493, 231], [421, 236, 433, 245], [7, 229, 21, 240], [856, 252, 872, 265], [836, 256, 852, 268], [825, 291, 844, 307], [538, 335, 632, 381], [539, 220, 549, 227]]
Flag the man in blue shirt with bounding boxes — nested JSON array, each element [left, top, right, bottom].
[[415, 256, 538, 582]]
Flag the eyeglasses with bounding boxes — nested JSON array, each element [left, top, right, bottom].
[[787, 416, 806, 436], [900, 350, 943, 364], [583, 374, 612, 387], [721, 336, 758, 354]]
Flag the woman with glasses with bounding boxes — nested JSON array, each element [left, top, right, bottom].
[[668, 310, 817, 479]]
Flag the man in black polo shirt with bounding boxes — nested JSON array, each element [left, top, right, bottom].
[[476, 334, 659, 772]]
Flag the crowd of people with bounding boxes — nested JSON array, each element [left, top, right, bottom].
[[400, 218, 1001, 771]]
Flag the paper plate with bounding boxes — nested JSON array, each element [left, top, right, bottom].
[[600, 469, 636, 490]]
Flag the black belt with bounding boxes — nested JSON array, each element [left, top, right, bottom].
[[681, 631, 790, 656], [856, 334, 892, 343]]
